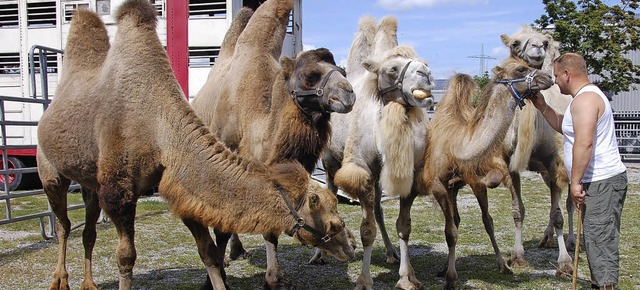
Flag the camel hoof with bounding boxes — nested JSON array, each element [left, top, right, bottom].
[[556, 261, 574, 279], [79, 280, 98, 290], [395, 276, 423, 290], [49, 276, 70, 290], [499, 264, 513, 275], [508, 257, 528, 268], [264, 280, 296, 290], [229, 248, 251, 260], [444, 281, 459, 290], [386, 254, 400, 265], [308, 256, 327, 265], [538, 235, 555, 248], [354, 274, 373, 290]]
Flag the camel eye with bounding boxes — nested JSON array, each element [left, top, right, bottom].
[[543, 40, 549, 48], [305, 72, 321, 84], [517, 66, 528, 74]]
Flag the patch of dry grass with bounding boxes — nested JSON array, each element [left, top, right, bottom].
[[1, 170, 639, 289]]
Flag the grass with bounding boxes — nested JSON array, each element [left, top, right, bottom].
[[1, 172, 639, 290]]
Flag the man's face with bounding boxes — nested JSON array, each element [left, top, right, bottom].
[[553, 63, 569, 95]]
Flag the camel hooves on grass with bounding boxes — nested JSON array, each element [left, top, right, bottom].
[[395, 276, 423, 290], [385, 252, 400, 264], [508, 257, 528, 268], [229, 249, 251, 260]]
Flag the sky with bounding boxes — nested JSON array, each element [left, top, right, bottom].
[[301, 0, 549, 80]]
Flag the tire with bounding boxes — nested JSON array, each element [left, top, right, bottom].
[[1, 156, 24, 191]]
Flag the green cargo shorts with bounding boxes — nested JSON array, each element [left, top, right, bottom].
[[582, 171, 627, 287]]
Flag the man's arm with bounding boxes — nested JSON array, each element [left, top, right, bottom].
[[529, 92, 563, 133], [569, 92, 602, 207]]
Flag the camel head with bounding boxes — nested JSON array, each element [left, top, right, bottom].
[[493, 57, 554, 108], [363, 45, 434, 108], [282, 48, 356, 116], [295, 180, 357, 261], [501, 25, 557, 70]]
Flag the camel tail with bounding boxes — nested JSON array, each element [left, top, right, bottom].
[[64, 10, 109, 69], [115, 0, 157, 29], [509, 102, 536, 172], [346, 16, 376, 75], [219, 7, 254, 59]]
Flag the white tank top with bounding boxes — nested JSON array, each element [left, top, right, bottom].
[[562, 84, 626, 183]]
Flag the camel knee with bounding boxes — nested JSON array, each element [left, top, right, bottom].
[[396, 217, 412, 240], [360, 220, 377, 247]]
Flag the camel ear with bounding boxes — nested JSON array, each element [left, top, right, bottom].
[[492, 64, 505, 77], [500, 34, 511, 46], [309, 193, 320, 208], [314, 48, 337, 65], [280, 56, 295, 79], [362, 59, 379, 73]]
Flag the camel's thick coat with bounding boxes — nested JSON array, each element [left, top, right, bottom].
[[37, 2, 351, 289]]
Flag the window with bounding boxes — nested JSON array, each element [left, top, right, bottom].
[[63, 1, 90, 23], [189, 46, 220, 67], [27, 1, 56, 27], [149, 0, 164, 18], [286, 11, 293, 34], [0, 53, 20, 75], [189, 0, 226, 18], [31, 51, 58, 74], [0, 1, 19, 28]]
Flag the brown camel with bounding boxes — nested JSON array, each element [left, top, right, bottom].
[[392, 57, 554, 290], [37, 2, 353, 290], [191, 0, 356, 288], [499, 25, 574, 276], [322, 16, 434, 290]]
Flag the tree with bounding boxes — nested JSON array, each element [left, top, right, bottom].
[[471, 71, 491, 106], [536, 0, 640, 94]]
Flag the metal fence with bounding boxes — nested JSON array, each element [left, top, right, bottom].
[[0, 45, 82, 239], [615, 111, 640, 161]]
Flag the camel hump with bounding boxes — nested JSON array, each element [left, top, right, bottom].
[[378, 16, 398, 35], [220, 7, 254, 54], [64, 10, 109, 68], [359, 16, 376, 36], [274, 0, 295, 19], [372, 16, 398, 57], [115, 0, 157, 28], [445, 73, 475, 106]]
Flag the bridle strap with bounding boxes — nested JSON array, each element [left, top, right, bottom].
[[276, 183, 332, 246], [495, 69, 538, 109], [518, 38, 531, 59], [379, 61, 415, 106], [289, 69, 339, 116]]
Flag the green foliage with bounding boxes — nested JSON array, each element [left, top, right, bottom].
[[472, 71, 491, 106], [536, 0, 640, 94]]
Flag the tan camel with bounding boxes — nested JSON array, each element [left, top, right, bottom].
[[499, 25, 574, 276], [391, 57, 554, 290], [36, 2, 353, 290], [191, 0, 356, 288], [322, 16, 434, 290]]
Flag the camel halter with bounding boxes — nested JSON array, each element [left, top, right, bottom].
[[379, 60, 414, 106], [518, 38, 531, 60], [494, 69, 538, 109], [275, 183, 334, 247], [289, 69, 340, 116]]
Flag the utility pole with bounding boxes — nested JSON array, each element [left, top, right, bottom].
[[468, 44, 496, 76]]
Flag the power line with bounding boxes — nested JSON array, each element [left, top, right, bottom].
[[468, 44, 496, 76]]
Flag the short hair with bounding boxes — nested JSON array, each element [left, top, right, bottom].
[[554, 52, 587, 74]]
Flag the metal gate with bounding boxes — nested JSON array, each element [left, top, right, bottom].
[[614, 111, 640, 161], [0, 45, 82, 239]]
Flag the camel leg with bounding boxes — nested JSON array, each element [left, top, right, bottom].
[[183, 219, 228, 290], [228, 233, 249, 260], [539, 170, 573, 277], [505, 171, 527, 267], [395, 191, 422, 290], [355, 190, 376, 290], [469, 183, 512, 275], [79, 187, 101, 290], [99, 184, 138, 290], [309, 154, 340, 265], [374, 183, 399, 264], [40, 166, 72, 290], [434, 183, 460, 290], [201, 229, 233, 290], [263, 233, 293, 290]]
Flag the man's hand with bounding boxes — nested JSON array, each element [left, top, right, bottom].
[[571, 183, 585, 210]]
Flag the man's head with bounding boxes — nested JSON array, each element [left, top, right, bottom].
[[553, 52, 588, 96]]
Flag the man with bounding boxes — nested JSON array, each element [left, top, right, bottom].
[[528, 52, 627, 290]]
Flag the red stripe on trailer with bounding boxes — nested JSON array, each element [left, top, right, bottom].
[[166, 0, 189, 99]]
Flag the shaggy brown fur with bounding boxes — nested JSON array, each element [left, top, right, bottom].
[[37, 2, 352, 290], [191, 1, 355, 288], [392, 57, 554, 290]]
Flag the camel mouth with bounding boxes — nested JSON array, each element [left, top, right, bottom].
[[327, 95, 355, 114], [408, 89, 434, 108], [412, 89, 431, 100]]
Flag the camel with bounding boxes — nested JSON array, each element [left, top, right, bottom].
[[191, 0, 356, 288], [391, 57, 554, 290], [321, 16, 434, 290], [499, 25, 574, 275], [36, 2, 353, 290]]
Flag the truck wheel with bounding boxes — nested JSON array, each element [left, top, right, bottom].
[[1, 156, 24, 191]]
